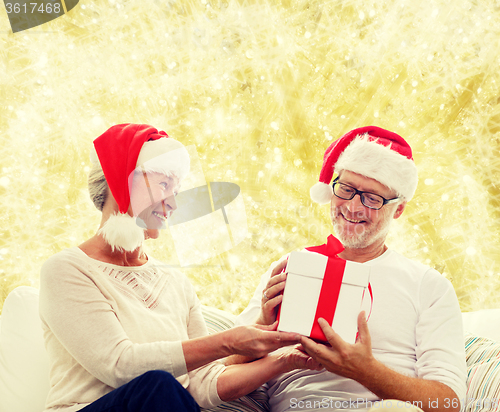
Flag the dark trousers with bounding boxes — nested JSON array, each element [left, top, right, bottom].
[[80, 370, 200, 412]]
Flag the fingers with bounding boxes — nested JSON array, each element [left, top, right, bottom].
[[230, 326, 302, 359], [318, 318, 345, 350], [299, 335, 324, 358], [279, 344, 324, 372], [317, 314, 370, 348], [252, 324, 301, 344], [262, 272, 287, 301], [306, 355, 324, 371], [260, 270, 287, 325], [356, 311, 371, 346], [300, 323, 344, 365], [276, 332, 302, 345], [254, 321, 278, 331], [259, 292, 283, 325], [297, 352, 323, 371], [270, 258, 288, 278], [272, 328, 302, 344], [262, 292, 283, 310], [297, 317, 374, 378]]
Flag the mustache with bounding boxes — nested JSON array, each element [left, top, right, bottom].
[[334, 206, 370, 222]]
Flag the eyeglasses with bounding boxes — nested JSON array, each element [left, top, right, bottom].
[[332, 178, 400, 210]]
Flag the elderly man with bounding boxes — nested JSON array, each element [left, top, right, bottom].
[[236, 126, 467, 412]]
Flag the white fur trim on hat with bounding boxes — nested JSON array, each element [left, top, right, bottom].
[[89, 145, 99, 166], [310, 182, 334, 204], [97, 213, 145, 252], [135, 138, 190, 180], [335, 135, 418, 201]]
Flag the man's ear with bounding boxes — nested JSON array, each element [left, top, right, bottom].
[[393, 201, 407, 219]]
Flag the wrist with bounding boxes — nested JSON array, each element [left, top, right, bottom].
[[355, 356, 383, 386], [274, 351, 294, 373], [219, 329, 237, 357], [256, 312, 275, 326], [255, 314, 267, 325]]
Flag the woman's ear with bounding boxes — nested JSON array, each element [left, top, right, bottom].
[[100, 189, 121, 223]]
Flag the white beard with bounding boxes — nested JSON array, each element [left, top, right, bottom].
[[334, 218, 392, 249], [98, 213, 145, 252], [332, 206, 394, 250]]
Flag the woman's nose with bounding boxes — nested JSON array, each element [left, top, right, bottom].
[[164, 195, 177, 212]]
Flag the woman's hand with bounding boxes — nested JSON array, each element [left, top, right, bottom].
[[217, 343, 323, 403], [276, 344, 324, 373], [225, 323, 301, 359], [256, 259, 288, 325]]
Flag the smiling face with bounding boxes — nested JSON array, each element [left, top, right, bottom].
[[128, 171, 180, 239], [330, 170, 406, 250]]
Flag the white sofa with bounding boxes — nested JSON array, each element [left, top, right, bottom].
[[1, 286, 500, 412]]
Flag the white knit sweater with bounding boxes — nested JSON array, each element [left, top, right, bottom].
[[39, 247, 225, 411]]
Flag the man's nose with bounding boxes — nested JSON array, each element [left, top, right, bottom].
[[346, 193, 365, 211]]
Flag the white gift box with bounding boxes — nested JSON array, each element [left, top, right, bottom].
[[278, 251, 371, 344]]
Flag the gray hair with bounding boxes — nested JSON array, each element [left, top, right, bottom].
[[88, 163, 109, 211]]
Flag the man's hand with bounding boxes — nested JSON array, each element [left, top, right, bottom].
[[300, 312, 376, 381], [300, 312, 461, 412], [256, 258, 288, 325], [225, 323, 301, 359]]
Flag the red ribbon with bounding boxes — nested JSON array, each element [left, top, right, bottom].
[[309, 257, 345, 341], [306, 235, 346, 342]]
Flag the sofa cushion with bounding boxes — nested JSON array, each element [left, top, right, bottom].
[[462, 309, 500, 342], [4, 286, 500, 412], [464, 333, 500, 412], [0, 287, 267, 412], [201, 386, 270, 412], [0, 286, 50, 412], [201, 304, 237, 334]]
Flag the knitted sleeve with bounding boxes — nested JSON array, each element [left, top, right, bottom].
[[39, 252, 187, 390]]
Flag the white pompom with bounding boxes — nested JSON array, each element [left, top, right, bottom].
[[310, 182, 333, 204], [98, 213, 145, 252]]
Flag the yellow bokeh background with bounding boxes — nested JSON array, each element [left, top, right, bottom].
[[1, 0, 499, 314]]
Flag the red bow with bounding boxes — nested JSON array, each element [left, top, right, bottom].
[[305, 234, 345, 257]]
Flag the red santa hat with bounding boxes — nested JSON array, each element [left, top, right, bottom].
[[92, 123, 190, 214], [310, 126, 418, 204], [90, 123, 190, 252]]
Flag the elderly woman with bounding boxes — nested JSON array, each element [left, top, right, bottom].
[[39, 124, 320, 412]]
